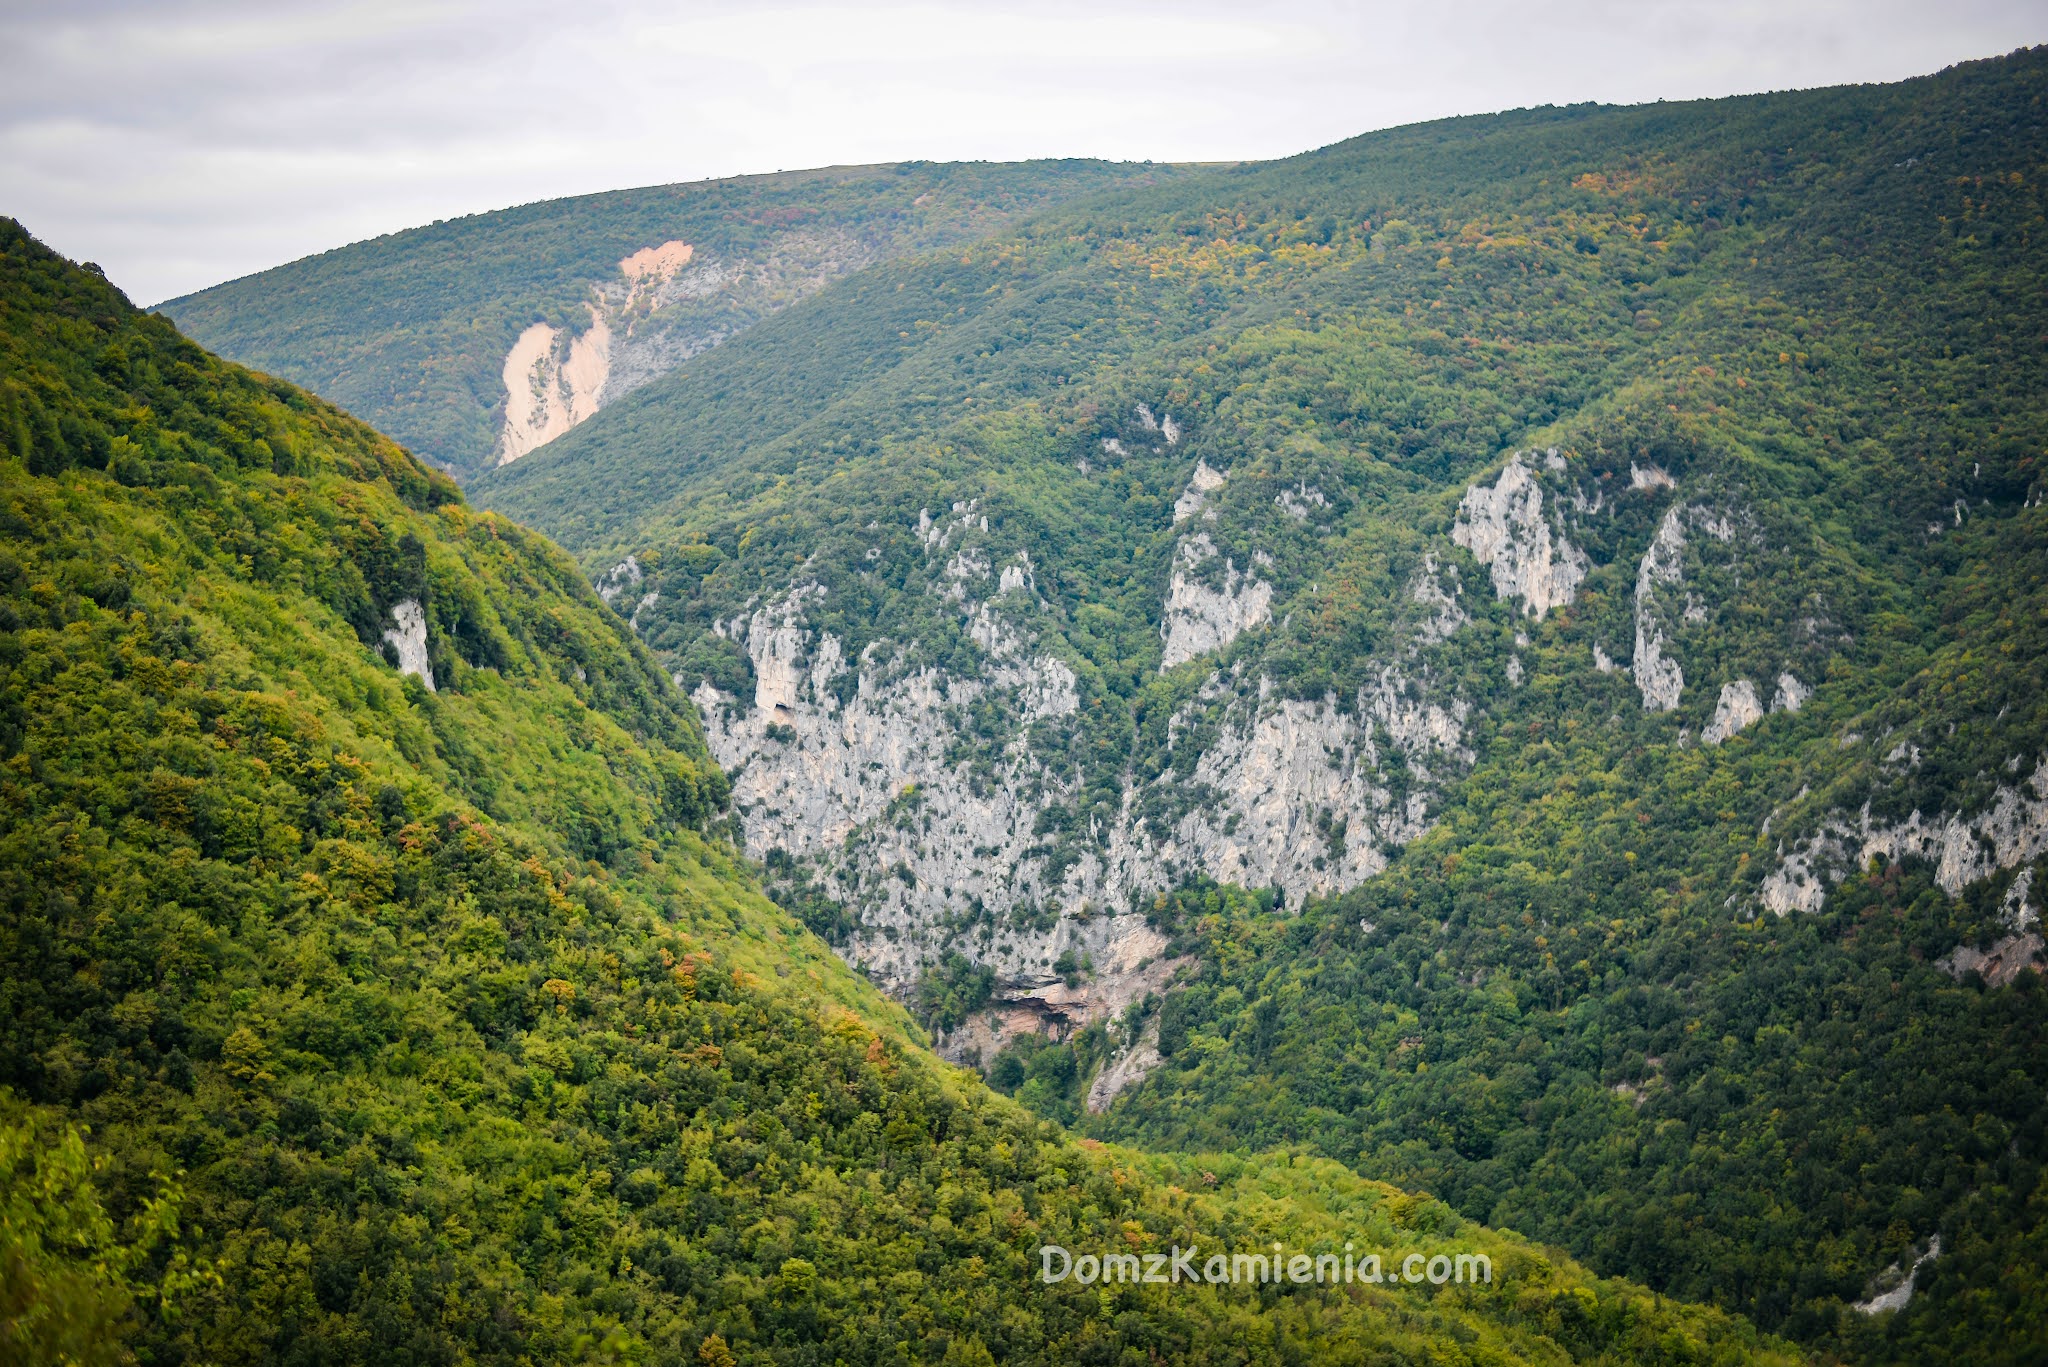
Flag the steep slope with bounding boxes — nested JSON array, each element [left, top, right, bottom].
[[0, 224, 1806, 1364], [159, 161, 1186, 480], [470, 48, 2048, 1364]]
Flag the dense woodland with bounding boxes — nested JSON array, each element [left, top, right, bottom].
[[464, 49, 2048, 1365], [0, 221, 1808, 1364], [7, 40, 2047, 1367]]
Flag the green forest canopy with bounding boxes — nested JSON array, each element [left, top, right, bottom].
[[468, 48, 2048, 1366], [0, 220, 1801, 1364]]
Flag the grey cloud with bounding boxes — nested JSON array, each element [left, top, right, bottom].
[[1, 0, 2040, 304]]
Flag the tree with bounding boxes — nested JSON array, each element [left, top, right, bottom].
[[0, 1107, 205, 1367]]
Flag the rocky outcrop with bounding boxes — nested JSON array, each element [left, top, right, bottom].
[[696, 607, 1463, 1001], [933, 922, 1185, 1077], [1135, 402, 1179, 441], [1936, 866, 2044, 985], [1621, 492, 1819, 731], [691, 595, 1057, 874], [1854, 1236, 1942, 1316], [1452, 452, 1587, 619], [1702, 674, 1812, 744], [1632, 506, 1688, 711], [381, 598, 434, 691], [1151, 692, 1396, 893], [1275, 481, 1328, 521], [594, 553, 661, 629], [681, 491, 1475, 1058], [1942, 931, 2045, 987], [1702, 680, 1764, 744], [596, 553, 643, 604], [1774, 672, 1811, 713], [1087, 1023, 1164, 1113], [1159, 533, 1273, 668], [1173, 459, 1227, 523], [494, 228, 890, 464], [1760, 758, 2048, 916], [1409, 555, 1468, 645], [1125, 670, 1469, 900]]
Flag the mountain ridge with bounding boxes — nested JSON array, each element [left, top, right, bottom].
[[461, 47, 2048, 1363], [158, 160, 1195, 480], [0, 218, 1815, 1364]]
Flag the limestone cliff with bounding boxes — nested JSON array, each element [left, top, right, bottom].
[[1760, 758, 2048, 921], [621, 446, 1856, 1096], [1451, 451, 1587, 619], [676, 478, 1480, 1080], [1158, 532, 1273, 669]]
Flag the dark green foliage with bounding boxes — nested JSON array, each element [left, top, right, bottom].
[[0, 222, 1799, 1365], [986, 1026, 1109, 1128], [465, 49, 2048, 1365], [913, 951, 996, 1033], [1097, 858, 2048, 1362]]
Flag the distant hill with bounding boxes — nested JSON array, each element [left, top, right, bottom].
[[156, 161, 1188, 481], [469, 48, 2048, 1364]]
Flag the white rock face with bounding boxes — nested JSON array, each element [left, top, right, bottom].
[[1760, 757, 2048, 916], [1702, 680, 1764, 744], [2003, 865, 2039, 931], [1774, 672, 1811, 713], [1854, 1236, 1942, 1316], [1172, 459, 1228, 523], [1942, 932, 2045, 987], [596, 554, 662, 631], [1093, 666, 1469, 917], [1623, 489, 1800, 725], [1452, 453, 1587, 619], [700, 637, 1461, 998], [1086, 1023, 1163, 1113], [1173, 695, 1392, 890], [692, 552, 1124, 998], [381, 598, 434, 691], [1275, 482, 1328, 521], [1632, 506, 1688, 711], [684, 498, 1473, 1031], [1940, 856, 2045, 986], [596, 554, 643, 604], [1409, 555, 1467, 645], [657, 457, 1495, 1104], [1159, 533, 1272, 669], [998, 552, 1036, 596]]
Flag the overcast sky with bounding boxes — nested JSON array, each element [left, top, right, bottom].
[[2, 0, 2040, 306]]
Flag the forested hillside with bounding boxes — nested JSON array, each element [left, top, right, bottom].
[[159, 161, 1185, 480], [0, 222, 1807, 1364], [469, 49, 2048, 1364]]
